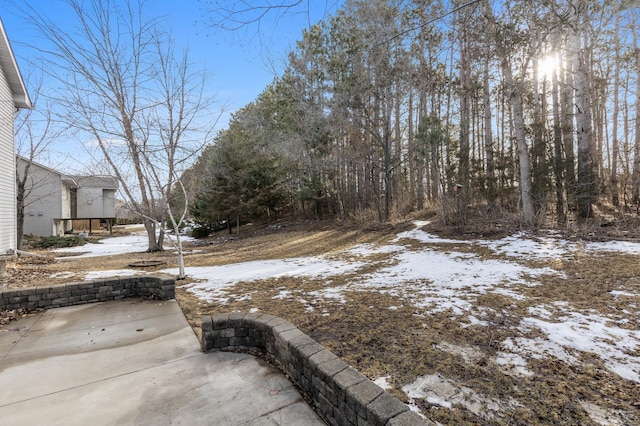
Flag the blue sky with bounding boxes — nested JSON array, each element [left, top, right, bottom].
[[1, 0, 341, 170]]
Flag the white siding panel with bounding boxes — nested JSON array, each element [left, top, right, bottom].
[[103, 189, 116, 217], [77, 187, 104, 218], [23, 215, 55, 237], [19, 159, 66, 237], [0, 64, 16, 255]]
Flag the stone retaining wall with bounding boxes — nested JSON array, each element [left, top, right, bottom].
[[0, 275, 175, 311], [202, 312, 429, 426]]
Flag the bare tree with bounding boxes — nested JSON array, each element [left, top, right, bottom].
[[14, 75, 61, 250], [202, 0, 337, 31], [27, 0, 216, 251]]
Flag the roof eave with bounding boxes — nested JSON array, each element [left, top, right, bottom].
[[0, 18, 33, 110]]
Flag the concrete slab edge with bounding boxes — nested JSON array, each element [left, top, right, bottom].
[[0, 274, 175, 311], [203, 312, 430, 426]]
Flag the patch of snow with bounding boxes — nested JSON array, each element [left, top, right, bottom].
[[395, 226, 468, 245], [307, 287, 347, 304], [610, 290, 637, 298], [403, 373, 507, 417], [584, 240, 640, 255], [249, 307, 260, 314], [435, 342, 484, 365], [49, 271, 75, 279], [374, 376, 392, 390], [273, 290, 292, 300], [355, 248, 554, 316], [513, 309, 640, 382], [54, 231, 194, 259], [527, 305, 555, 320], [84, 269, 142, 280], [480, 232, 640, 260], [481, 233, 571, 260], [162, 257, 362, 303], [494, 350, 534, 377], [464, 315, 489, 327], [579, 401, 629, 426], [347, 243, 404, 256]]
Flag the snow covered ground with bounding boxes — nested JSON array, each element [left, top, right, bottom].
[[69, 221, 640, 420], [54, 230, 193, 258]]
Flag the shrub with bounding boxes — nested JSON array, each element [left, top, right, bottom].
[[32, 235, 88, 249], [190, 225, 212, 239]]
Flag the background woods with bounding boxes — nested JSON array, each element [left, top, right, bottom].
[[186, 0, 640, 230]]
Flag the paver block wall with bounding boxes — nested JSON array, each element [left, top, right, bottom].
[[202, 312, 430, 426], [0, 274, 175, 311]]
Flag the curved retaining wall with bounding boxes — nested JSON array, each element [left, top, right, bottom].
[[202, 312, 429, 426], [0, 275, 175, 311]]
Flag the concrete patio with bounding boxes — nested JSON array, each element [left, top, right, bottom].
[[0, 299, 325, 425]]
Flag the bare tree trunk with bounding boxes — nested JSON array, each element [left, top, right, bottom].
[[562, 42, 576, 211], [532, 56, 546, 213], [483, 1, 534, 225], [383, 95, 393, 221], [394, 85, 402, 210], [483, 55, 496, 205], [16, 189, 25, 250], [509, 78, 535, 225], [611, 11, 620, 207], [144, 219, 159, 251], [408, 91, 415, 206], [458, 32, 471, 214], [551, 49, 566, 224], [574, 24, 595, 218]]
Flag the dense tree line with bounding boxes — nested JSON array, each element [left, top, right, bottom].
[[185, 0, 640, 230]]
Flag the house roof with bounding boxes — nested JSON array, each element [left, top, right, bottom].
[[0, 18, 32, 109], [17, 156, 119, 190]]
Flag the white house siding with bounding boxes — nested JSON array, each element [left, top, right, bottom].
[[103, 189, 116, 217], [60, 181, 71, 218], [19, 159, 66, 237], [18, 159, 118, 237], [75, 176, 117, 218], [77, 187, 104, 218], [0, 62, 16, 255]]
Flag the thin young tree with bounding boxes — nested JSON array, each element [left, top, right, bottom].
[[14, 76, 61, 250]]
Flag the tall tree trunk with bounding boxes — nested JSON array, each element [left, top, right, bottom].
[[383, 94, 393, 221], [574, 25, 595, 218], [561, 46, 576, 211], [394, 85, 402, 209], [484, 1, 533, 225], [532, 56, 547, 214], [417, 93, 426, 210], [610, 14, 620, 207], [408, 91, 416, 205], [483, 55, 496, 205], [458, 33, 471, 214], [551, 50, 566, 224], [144, 218, 159, 251], [508, 74, 535, 225]]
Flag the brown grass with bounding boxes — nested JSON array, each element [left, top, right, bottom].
[[2, 218, 640, 425]]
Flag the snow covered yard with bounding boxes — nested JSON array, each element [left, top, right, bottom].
[[44, 221, 640, 425]]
